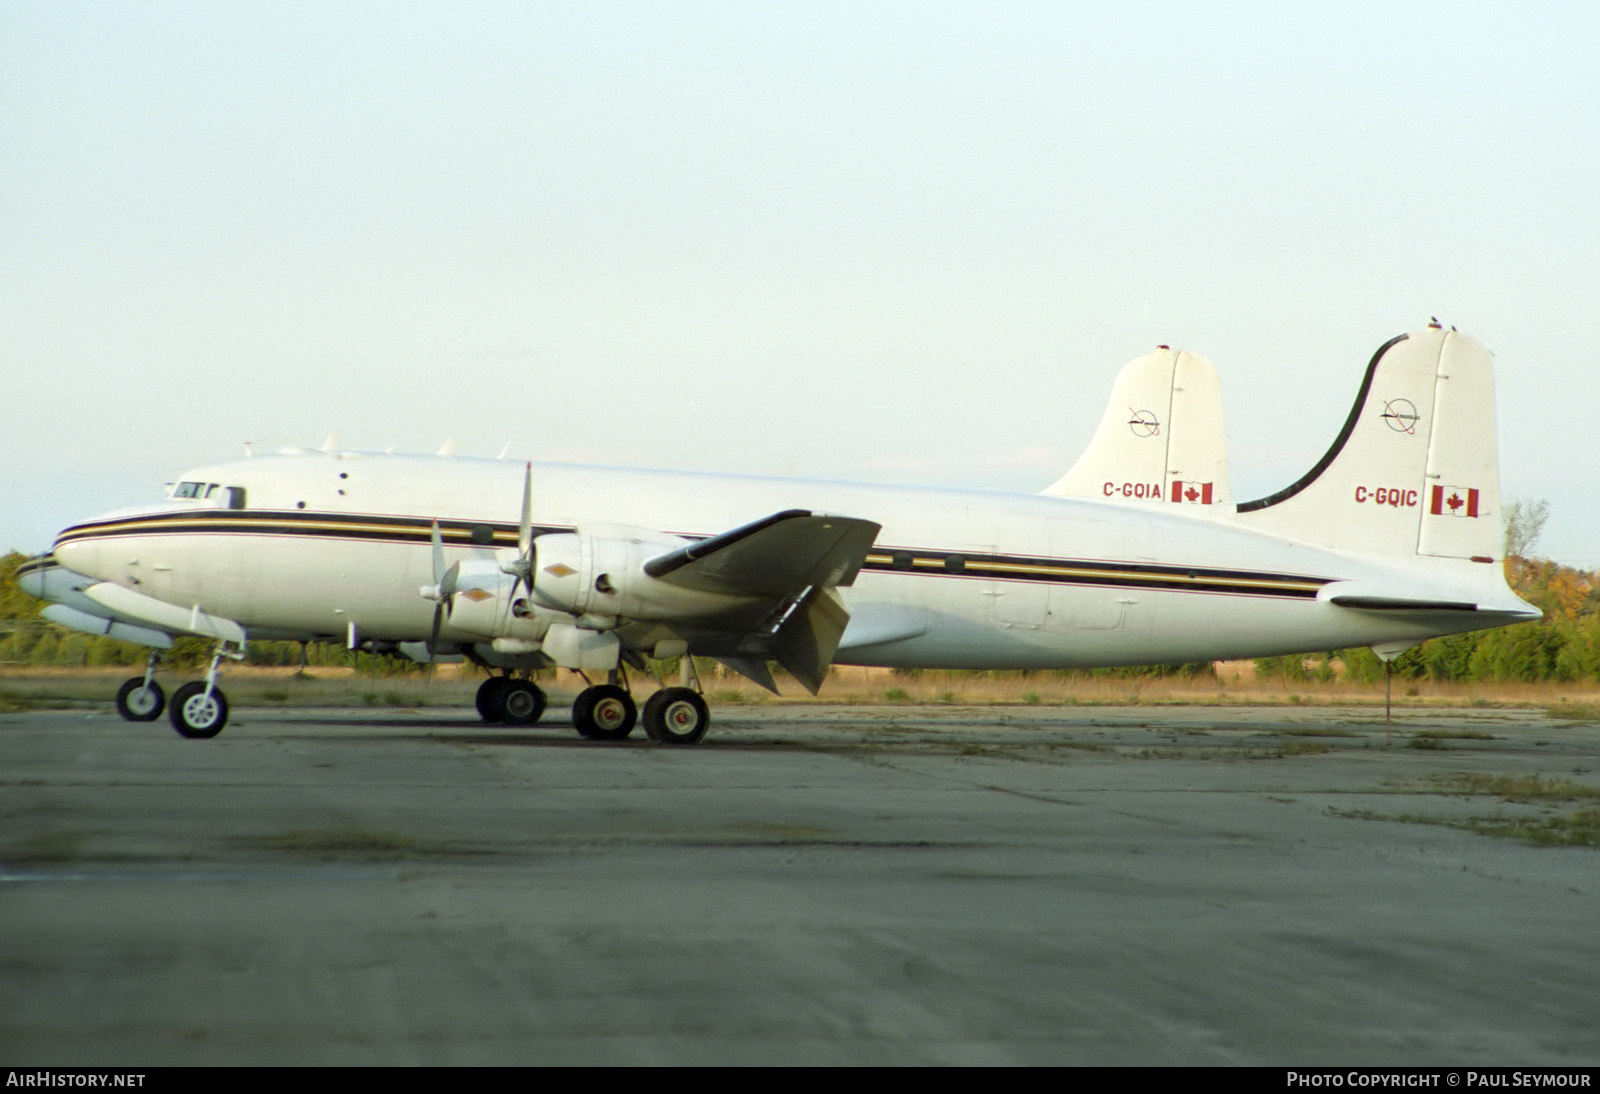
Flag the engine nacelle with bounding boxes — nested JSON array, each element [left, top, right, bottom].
[[443, 559, 554, 641], [527, 525, 750, 624]]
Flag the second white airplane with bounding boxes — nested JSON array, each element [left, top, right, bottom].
[[27, 322, 1538, 742]]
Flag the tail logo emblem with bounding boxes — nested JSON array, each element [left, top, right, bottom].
[[1126, 409, 1161, 437], [1381, 398, 1420, 434]]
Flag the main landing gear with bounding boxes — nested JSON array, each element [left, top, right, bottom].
[[474, 676, 548, 725], [641, 687, 710, 745], [471, 669, 712, 745]]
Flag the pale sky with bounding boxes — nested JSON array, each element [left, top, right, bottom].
[[4, 2, 1596, 563]]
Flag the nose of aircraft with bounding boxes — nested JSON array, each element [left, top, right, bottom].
[[49, 521, 113, 585], [15, 552, 55, 600]]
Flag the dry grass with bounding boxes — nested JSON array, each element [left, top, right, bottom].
[[1338, 773, 1600, 848]]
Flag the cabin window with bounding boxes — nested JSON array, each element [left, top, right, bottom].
[[891, 551, 913, 570], [943, 555, 965, 574]]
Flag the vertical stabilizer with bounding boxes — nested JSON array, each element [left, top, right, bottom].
[[1043, 347, 1232, 517], [1236, 325, 1501, 561]]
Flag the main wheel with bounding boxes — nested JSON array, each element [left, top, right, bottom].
[[572, 684, 636, 741], [115, 677, 165, 722], [498, 680, 547, 726], [642, 687, 710, 745], [168, 681, 228, 739], [475, 677, 513, 723]]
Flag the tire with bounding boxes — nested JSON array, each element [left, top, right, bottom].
[[572, 684, 636, 741], [115, 677, 165, 722], [642, 687, 710, 745], [168, 681, 228, 739], [499, 680, 546, 726], [475, 677, 512, 723]]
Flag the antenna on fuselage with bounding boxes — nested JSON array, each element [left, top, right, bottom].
[[319, 432, 340, 454]]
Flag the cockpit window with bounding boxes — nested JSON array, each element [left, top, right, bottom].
[[172, 481, 205, 499]]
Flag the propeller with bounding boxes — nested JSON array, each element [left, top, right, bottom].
[[420, 520, 461, 655], [501, 461, 536, 597]]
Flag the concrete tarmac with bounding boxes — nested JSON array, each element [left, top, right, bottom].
[[2, 699, 1598, 1066]]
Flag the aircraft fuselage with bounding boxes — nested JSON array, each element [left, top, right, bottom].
[[52, 452, 1530, 672]]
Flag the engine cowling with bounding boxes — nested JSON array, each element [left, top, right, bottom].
[[443, 559, 552, 641], [526, 525, 751, 624]]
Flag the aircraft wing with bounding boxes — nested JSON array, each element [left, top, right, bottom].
[[640, 510, 881, 694], [644, 510, 881, 597]]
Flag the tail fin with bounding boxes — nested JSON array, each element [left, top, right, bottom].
[[1236, 324, 1501, 561], [1042, 346, 1232, 517]]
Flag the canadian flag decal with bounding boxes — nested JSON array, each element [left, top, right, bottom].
[[1429, 485, 1480, 518], [1170, 480, 1214, 505]]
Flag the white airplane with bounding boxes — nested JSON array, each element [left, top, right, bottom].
[[26, 322, 1538, 743]]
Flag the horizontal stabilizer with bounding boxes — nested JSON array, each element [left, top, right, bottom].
[[1328, 595, 1478, 612], [645, 510, 881, 597]]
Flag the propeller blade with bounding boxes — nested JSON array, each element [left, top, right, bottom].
[[430, 520, 446, 584], [519, 461, 533, 556], [504, 461, 536, 597], [428, 602, 444, 656], [423, 522, 461, 658], [439, 562, 460, 615]]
